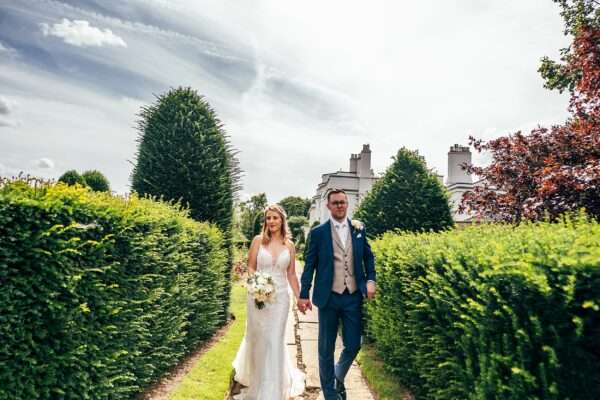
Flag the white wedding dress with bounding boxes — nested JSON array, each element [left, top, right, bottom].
[[232, 245, 306, 400]]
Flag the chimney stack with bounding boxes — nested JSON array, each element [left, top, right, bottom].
[[349, 154, 358, 173], [357, 144, 372, 177], [447, 144, 472, 185]]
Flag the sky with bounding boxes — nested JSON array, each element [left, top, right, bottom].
[[0, 0, 571, 203]]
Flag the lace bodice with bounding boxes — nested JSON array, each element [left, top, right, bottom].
[[257, 245, 290, 281]]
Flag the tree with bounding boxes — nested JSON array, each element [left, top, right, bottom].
[[461, 1, 600, 222], [288, 215, 308, 243], [81, 170, 110, 192], [538, 0, 599, 93], [239, 193, 268, 241], [354, 148, 454, 237], [130, 87, 241, 322], [58, 170, 85, 186], [278, 196, 311, 217], [131, 87, 241, 231], [252, 212, 263, 238], [290, 215, 309, 262]]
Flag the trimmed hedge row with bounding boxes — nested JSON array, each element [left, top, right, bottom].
[[0, 181, 229, 399], [366, 215, 600, 400]]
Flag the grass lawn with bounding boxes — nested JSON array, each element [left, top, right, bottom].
[[169, 283, 247, 400], [357, 343, 413, 400]]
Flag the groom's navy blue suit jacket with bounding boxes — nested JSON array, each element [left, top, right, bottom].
[[300, 219, 376, 308]]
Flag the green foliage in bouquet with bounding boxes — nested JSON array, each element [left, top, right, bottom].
[[366, 213, 600, 399], [0, 180, 228, 399]]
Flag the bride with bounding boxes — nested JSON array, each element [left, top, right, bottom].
[[232, 204, 306, 399]]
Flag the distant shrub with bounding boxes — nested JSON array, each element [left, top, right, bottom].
[[58, 169, 85, 186], [81, 169, 110, 192]]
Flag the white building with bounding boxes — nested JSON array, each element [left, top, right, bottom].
[[308, 144, 379, 225], [444, 144, 481, 225], [308, 143, 480, 226]]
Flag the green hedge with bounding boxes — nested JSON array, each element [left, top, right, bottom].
[[0, 181, 229, 399], [366, 214, 600, 400]]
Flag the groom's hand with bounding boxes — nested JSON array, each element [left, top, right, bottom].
[[366, 281, 376, 300]]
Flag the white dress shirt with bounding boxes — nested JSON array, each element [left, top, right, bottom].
[[332, 219, 349, 249]]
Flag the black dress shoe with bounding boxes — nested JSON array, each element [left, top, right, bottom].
[[335, 377, 347, 400]]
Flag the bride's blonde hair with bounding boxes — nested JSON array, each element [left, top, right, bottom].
[[261, 204, 291, 245]]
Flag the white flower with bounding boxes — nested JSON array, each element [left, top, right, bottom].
[[248, 272, 276, 309], [351, 219, 364, 231]]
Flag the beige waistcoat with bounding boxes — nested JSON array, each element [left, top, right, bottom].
[[331, 223, 357, 294]]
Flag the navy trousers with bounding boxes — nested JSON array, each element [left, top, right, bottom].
[[318, 290, 363, 400]]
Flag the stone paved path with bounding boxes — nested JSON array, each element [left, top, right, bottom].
[[290, 290, 375, 400]]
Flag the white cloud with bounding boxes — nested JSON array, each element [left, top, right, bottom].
[[35, 158, 55, 169], [0, 96, 16, 115], [0, 117, 19, 128], [0, 41, 17, 57], [40, 19, 127, 48], [0, 96, 20, 128]]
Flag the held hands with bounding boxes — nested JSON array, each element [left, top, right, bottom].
[[296, 298, 312, 314]]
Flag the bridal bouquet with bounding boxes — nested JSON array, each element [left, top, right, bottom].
[[246, 271, 276, 309]]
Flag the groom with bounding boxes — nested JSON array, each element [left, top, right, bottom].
[[298, 189, 376, 400]]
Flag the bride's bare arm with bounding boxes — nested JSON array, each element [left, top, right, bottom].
[[247, 235, 261, 275], [286, 242, 301, 299]]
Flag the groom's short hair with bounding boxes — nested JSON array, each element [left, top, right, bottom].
[[327, 189, 347, 202]]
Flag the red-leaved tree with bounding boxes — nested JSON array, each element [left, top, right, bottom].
[[460, 1, 600, 223]]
